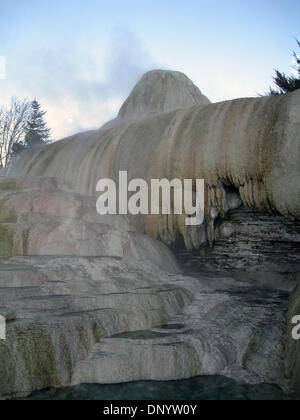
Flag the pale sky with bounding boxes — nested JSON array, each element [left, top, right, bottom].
[[0, 0, 299, 139]]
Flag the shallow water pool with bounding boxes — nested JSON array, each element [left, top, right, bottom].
[[22, 375, 289, 401]]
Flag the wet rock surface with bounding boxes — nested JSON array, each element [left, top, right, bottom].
[[0, 253, 290, 398], [0, 176, 299, 399], [20, 375, 288, 401], [72, 280, 288, 387], [0, 255, 191, 398]]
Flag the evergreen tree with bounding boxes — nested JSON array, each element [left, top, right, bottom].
[[11, 142, 26, 157], [267, 39, 300, 95], [24, 100, 50, 147]]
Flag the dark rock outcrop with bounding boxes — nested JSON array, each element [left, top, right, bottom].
[[175, 206, 300, 292]]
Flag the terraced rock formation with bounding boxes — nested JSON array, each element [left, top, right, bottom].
[[1, 70, 299, 398]]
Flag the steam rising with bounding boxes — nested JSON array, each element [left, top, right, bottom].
[[1, 26, 159, 138]]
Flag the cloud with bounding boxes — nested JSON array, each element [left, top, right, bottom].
[[0, 26, 159, 139]]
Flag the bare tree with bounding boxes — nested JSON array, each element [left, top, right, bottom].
[[0, 97, 32, 168]]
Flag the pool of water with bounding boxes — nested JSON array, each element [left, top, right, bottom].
[[21, 375, 290, 401]]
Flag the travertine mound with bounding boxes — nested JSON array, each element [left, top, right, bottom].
[[118, 70, 210, 120], [101, 70, 210, 130], [2, 71, 300, 398], [9, 82, 300, 249]]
